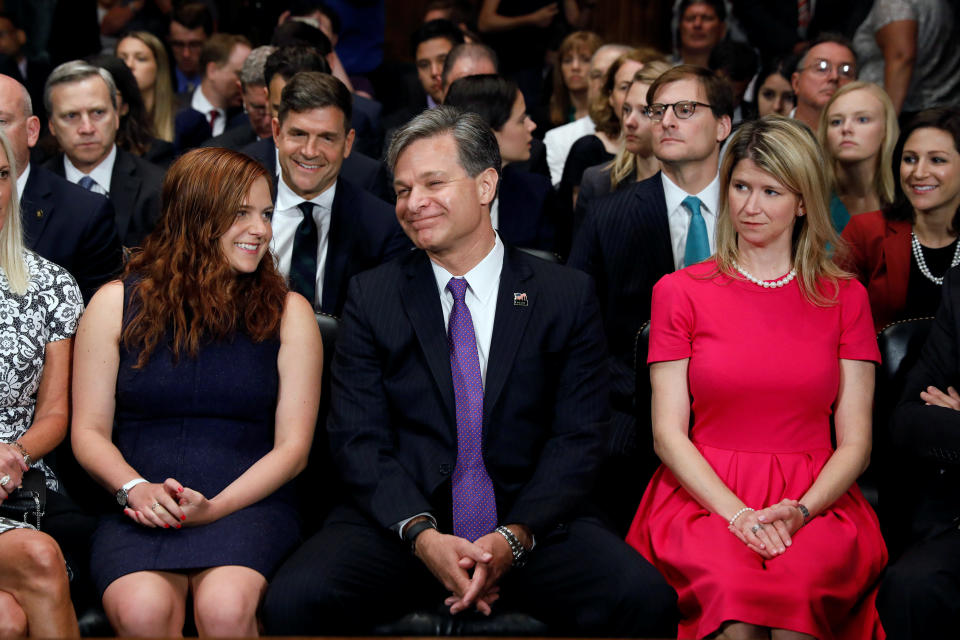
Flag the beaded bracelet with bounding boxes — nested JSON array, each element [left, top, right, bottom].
[[728, 507, 754, 527]]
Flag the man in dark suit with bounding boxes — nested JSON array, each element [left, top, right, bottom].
[[174, 33, 251, 153], [43, 61, 163, 248], [265, 71, 407, 317], [242, 46, 393, 204], [568, 65, 732, 503], [879, 266, 960, 638], [0, 73, 121, 302], [262, 105, 676, 636], [202, 45, 275, 151]]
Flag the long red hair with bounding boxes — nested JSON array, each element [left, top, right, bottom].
[[122, 147, 287, 368]]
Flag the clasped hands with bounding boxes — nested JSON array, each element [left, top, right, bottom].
[[123, 478, 216, 529], [414, 527, 524, 616], [728, 500, 805, 560], [0, 443, 28, 504]]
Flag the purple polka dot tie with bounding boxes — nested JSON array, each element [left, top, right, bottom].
[[446, 277, 497, 542]]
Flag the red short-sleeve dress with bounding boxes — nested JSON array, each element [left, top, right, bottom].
[[625, 260, 887, 640]]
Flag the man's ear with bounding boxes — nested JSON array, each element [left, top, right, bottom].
[[271, 116, 281, 140], [477, 166, 498, 206], [791, 71, 801, 95], [342, 127, 355, 159], [25, 115, 40, 149], [716, 114, 732, 143]]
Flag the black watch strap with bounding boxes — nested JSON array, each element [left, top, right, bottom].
[[403, 519, 437, 552]]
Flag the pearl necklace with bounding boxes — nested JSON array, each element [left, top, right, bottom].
[[910, 232, 960, 286], [732, 261, 797, 288]]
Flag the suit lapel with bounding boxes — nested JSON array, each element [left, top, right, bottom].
[[322, 180, 351, 314], [20, 167, 55, 248], [483, 248, 534, 418], [635, 173, 674, 274], [110, 149, 140, 243], [401, 254, 456, 422]]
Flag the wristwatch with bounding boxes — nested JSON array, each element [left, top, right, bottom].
[[403, 519, 437, 553], [115, 477, 148, 507], [496, 525, 528, 568]]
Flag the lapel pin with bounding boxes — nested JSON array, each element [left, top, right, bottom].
[[513, 292, 528, 307], [36, 209, 43, 218]]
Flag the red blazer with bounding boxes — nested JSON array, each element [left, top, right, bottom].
[[840, 210, 911, 331]]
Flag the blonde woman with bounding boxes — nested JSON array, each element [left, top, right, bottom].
[[0, 129, 82, 637], [818, 81, 899, 231], [116, 31, 175, 142], [626, 116, 887, 639]]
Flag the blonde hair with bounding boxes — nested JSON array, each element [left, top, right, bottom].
[[818, 81, 898, 207], [608, 60, 672, 190], [0, 129, 29, 295], [714, 116, 849, 306], [119, 31, 175, 142]]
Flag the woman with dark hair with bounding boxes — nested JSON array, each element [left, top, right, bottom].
[[116, 31, 175, 144], [446, 74, 556, 251], [547, 30, 602, 129], [842, 107, 960, 330], [72, 147, 322, 636], [750, 57, 795, 118], [86, 54, 174, 166], [626, 116, 886, 639]]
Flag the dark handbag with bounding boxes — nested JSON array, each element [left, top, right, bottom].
[[0, 468, 47, 528]]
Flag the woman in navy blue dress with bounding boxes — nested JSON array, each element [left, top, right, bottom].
[[72, 147, 322, 636]]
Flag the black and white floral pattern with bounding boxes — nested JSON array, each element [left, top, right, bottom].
[[0, 251, 82, 533]]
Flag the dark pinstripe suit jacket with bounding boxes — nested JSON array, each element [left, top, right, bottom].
[[567, 173, 673, 448], [327, 246, 610, 536]]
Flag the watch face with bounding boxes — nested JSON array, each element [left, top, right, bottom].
[[116, 488, 127, 506]]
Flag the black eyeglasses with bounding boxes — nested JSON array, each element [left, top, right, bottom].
[[799, 58, 856, 79], [644, 101, 712, 121]]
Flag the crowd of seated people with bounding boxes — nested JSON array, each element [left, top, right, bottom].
[[0, 0, 958, 637]]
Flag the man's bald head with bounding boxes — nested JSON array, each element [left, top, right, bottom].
[[0, 74, 40, 177], [440, 42, 497, 97]]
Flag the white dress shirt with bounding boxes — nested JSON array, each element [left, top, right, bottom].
[[430, 233, 504, 386], [270, 175, 336, 309], [662, 171, 720, 271], [64, 144, 116, 196], [543, 115, 596, 187], [16, 163, 30, 200], [191, 86, 226, 137]]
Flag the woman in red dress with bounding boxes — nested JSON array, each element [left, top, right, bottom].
[[626, 116, 887, 639]]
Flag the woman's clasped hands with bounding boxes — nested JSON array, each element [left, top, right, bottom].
[[0, 443, 28, 503], [122, 477, 215, 529], [728, 500, 807, 560]]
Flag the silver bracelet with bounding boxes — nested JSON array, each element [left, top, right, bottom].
[[728, 507, 754, 527]]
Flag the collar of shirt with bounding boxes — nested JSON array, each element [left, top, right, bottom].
[[431, 233, 504, 384], [426, 94, 439, 109], [490, 195, 499, 231], [17, 58, 27, 80], [191, 86, 226, 135], [64, 144, 116, 195], [16, 163, 30, 200], [275, 171, 337, 217], [662, 170, 721, 270]]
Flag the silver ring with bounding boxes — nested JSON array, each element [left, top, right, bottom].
[[750, 524, 763, 534], [0, 475, 9, 487], [151, 502, 164, 513]]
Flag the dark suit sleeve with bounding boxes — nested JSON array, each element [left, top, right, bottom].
[[890, 268, 960, 463], [74, 197, 123, 303], [503, 275, 609, 533], [328, 276, 434, 528]]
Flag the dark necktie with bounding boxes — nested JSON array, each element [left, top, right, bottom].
[[446, 277, 497, 541], [683, 195, 710, 267], [78, 176, 97, 191], [289, 202, 318, 306], [208, 109, 219, 132]]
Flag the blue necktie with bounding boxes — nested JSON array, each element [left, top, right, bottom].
[[446, 277, 497, 542], [289, 202, 318, 307], [683, 195, 710, 267], [78, 176, 97, 191]]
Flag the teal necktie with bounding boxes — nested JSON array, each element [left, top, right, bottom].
[[683, 196, 710, 267]]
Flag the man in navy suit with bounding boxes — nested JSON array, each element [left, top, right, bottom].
[[262, 105, 676, 636], [43, 61, 164, 248], [0, 74, 121, 302], [267, 70, 407, 317], [568, 65, 732, 510]]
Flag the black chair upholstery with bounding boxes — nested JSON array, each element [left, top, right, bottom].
[[871, 316, 934, 554], [516, 247, 561, 264], [372, 606, 548, 636]]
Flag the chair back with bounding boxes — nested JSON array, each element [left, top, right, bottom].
[[516, 247, 561, 264]]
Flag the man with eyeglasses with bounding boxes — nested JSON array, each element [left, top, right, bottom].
[[790, 33, 857, 131], [568, 65, 732, 515], [168, 2, 213, 94]]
